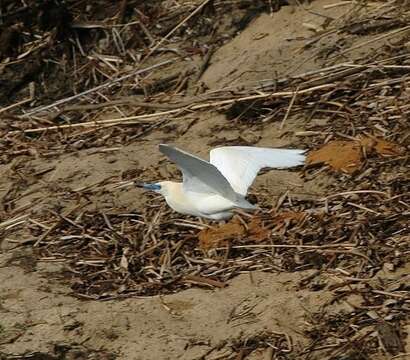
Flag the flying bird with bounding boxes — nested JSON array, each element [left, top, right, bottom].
[[136, 144, 305, 220]]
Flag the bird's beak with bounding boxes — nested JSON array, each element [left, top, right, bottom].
[[139, 183, 161, 191], [113, 181, 161, 191]]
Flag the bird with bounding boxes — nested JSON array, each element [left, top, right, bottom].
[[136, 144, 306, 220]]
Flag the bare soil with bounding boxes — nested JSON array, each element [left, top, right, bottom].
[[0, 1, 409, 359]]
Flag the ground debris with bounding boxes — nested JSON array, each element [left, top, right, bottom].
[[0, 343, 116, 360], [200, 331, 291, 360], [0, 1, 410, 359], [199, 221, 244, 250], [377, 321, 404, 355], [307, 136, 405, 174]]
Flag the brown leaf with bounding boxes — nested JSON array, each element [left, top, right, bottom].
[[307, 140, 363, 173], [359, 136, 404, 156], [308, 137, 404, 174], [247, 217, 270, 242], [198, 221, 245, 250]]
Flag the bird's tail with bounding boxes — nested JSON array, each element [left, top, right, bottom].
[[269, 149, 306, 168]]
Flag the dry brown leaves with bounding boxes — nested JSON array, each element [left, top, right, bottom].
[[247, 217, 271, 242], [307, 136, 404, 173], [307, 140, 362, 173], [198, 221, 244, 250], [198, 219, 271, 251], [198, 212, 305, 250], [271, 211, 306, 229], [359, 136, 405, 156]]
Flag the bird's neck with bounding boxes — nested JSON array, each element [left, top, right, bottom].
[[158, 181, 183, 201], [162, 181, 183, 197], [161, 182, 195, 216]]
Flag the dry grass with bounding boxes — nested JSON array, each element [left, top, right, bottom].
[[0, 1, 409, 359]]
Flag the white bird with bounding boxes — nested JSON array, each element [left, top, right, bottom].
[[137, 144, 306, 220]]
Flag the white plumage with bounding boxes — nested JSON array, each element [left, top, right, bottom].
[[138, 144, 305, 220], [210, 146, 305, 196]]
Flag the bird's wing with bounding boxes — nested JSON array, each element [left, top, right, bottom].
[[159, 144, 239, 201], [209, 146, 306, 196]]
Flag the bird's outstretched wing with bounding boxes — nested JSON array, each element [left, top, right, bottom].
[[210, 146, 306, 196], [159, 144, 240, 203]]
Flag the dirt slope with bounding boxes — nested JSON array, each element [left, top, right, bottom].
[[0, 1, 409, 359]]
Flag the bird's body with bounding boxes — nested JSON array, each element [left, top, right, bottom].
[[138, 144, 306, 220], [158, 181, 240, 220]]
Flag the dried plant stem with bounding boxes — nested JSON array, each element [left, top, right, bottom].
[[11, 83, 334, 134], [22, 59, 176, 117]]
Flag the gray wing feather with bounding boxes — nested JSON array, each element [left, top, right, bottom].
[[159, 144, 240, 202]]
